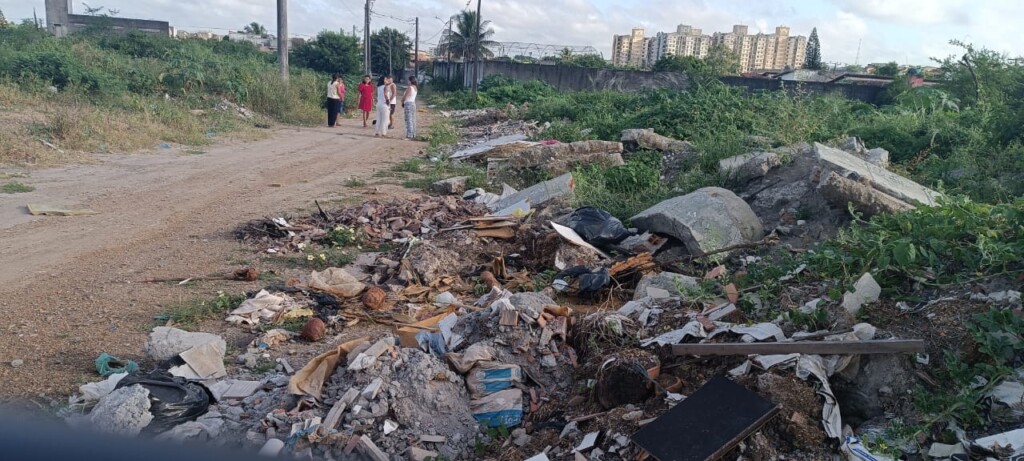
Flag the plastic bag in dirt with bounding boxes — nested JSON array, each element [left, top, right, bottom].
[[556, 266, 611, 296], [566, 207, 630, 247], [115, 371, 212, 433]]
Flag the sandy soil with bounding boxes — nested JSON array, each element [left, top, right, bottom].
[[0, 119, 424, 397]]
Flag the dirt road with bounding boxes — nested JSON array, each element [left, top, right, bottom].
[[0, 122, 422, 397]]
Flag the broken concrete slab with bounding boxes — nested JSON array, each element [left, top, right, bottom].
[[865, 147, 890, 168], [356, 435, 389, 461], [146, 327, 226, 362], [348, 337, 395, 371], [89, 384, 153, 436], [490, 172, 574, 212], [719, 152, 782, 183], [814, 143, 941, 206], [634, 272, 700, 300], [621, 128, 696, 155], [841, 273, 882, 315], [505, 141, 624, 176], [451, 134, 531, 160], [408, 446, 441, 461], [819, 171, 915, 217], [431, 176, 469, 195], [630, 187, 764, 257], [178, 342, 227, 380]]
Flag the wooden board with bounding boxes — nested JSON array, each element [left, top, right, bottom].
[[631, 376, 779, 461], [671, 339, 925, 357]]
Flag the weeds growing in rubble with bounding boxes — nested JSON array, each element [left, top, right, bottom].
[[161, 291, 246, 330], [402, 160, 488, 191], [1, 181, 33, 193], [807, 197, 1024, 295], [343, 177, 366, 187], [392, 158, 425, 173], [571, 151, 672, 221]]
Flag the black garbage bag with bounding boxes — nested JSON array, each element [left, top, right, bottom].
[[566, 207, 630, 247], [555, 266, 612, 296], [115, 370, 212, 433]]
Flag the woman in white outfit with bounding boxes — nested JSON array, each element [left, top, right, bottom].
[[374, 75, 392, 137], [402, 76, 418, 139]]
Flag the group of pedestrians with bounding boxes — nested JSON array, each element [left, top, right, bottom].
[[325, 74, 418, 139]]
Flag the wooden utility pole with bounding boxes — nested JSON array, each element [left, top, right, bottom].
[[471, 0, 481, 98], [414, 17, 419, 78], [446, 16, 453, 80], [364, 0, 372, 75], [276, 0, 288, 80]]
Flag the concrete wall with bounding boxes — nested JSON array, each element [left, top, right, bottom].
[[66, 14, 171, 36], [434, 61, 690, 92], [435, 60, 885, 104], [719, 76, 884, 103]]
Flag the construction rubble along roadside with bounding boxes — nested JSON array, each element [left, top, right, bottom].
[[62, 121, 1020, 460]]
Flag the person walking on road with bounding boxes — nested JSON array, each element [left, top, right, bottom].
[[326, 74, 343, 127], [402, 76, 419, 139], [357, 75, 375, 128], [374, 75, 392, 137]]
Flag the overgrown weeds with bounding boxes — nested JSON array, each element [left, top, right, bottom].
[[1, 181, 34, 193], [161, 291, 246, 330]]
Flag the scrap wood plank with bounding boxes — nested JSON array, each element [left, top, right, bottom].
[[631, 376, 779, 461], [671, 339, 925, 357]]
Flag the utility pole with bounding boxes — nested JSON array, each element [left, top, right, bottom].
[[352, 25, 356, 37], [364, 0, 372, 75], [414, 17, 419, 78], [446, 16, 453, 80], [276, 0, 288, 80], [472, 0, 481, 98]]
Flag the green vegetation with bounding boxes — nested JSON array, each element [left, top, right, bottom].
[[0, 23, 326, 164], [571, 151, 672, 221], [161, 291, 246, 330], [808, 197, 1024, 295], [290, 31, 362, 76], [1, 181, 33, 193], [370, 27, 412, 76], [804, 27, 822, 70]]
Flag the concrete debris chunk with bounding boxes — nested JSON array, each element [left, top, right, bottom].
[[819, 171, 914, 217], [348, 337, 395, 371], [146, 327, 226, 362], [631, 187, 763, 257], [865, 147, 890, 168], [505, 140, 624, 176], [356, 435, 390, 461], [408, 446, 441, 461], [815, 143, 941, 206], [431, 176, 469, 195], [89, 384, 153, 436], [490, 172, 574, 212], [841, 273, 882, 315], [621, 128, 696, 155], [633, 272, 700, 300], [719, 151, 782, 182]]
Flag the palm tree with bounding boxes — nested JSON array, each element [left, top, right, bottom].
[[243, 22, 268, 38], [437, 10, 497, 62]]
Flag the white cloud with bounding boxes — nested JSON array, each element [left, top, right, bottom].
[[831, 0, 971, 25]]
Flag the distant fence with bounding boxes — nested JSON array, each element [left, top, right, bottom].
[[434, 61, 885, 104], [719, 76, 885, 104], [433, 61, 689, 93]]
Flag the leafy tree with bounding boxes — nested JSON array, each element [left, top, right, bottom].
[[844, 64, 865, 73], [0, 8, 9, 28], [565, 54, 606, 68], [290, 30, 361, 74], [243, 22, 268, 38], [653, 55, 717, 87], [437, 10, 497, 62], [875, 61, 900, 77], [370, 27, 412, 76], [559, 47, 573, 62], [512, 55, 537, 64], [705, 44, 740, 76], [804, 27, 822, 70]]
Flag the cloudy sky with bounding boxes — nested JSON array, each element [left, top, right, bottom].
[[3, 0, 1020, 65]]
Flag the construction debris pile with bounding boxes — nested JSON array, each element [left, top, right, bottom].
[[61, 122, 1024, 460]]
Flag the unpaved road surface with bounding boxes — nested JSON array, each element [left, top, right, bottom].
[[0, 122, 422, 397]]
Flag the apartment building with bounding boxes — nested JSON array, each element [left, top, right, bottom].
[[616, 23, 807, 72], [611, 27, 648, 67]]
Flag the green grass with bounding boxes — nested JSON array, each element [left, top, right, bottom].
[[392, 157, 426, 173], [185, 148, 205, 155], [571, 151, 674, 221], [160, 291, 246, 330], [402, 160, 488, 191], [344, 176, 367, 187], [1, 181, 34, 193]]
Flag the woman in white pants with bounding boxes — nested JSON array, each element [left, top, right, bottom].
[[374, 75, 392, 137]]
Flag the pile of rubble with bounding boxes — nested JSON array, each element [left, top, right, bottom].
[[61, 120, 1024, 460]]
